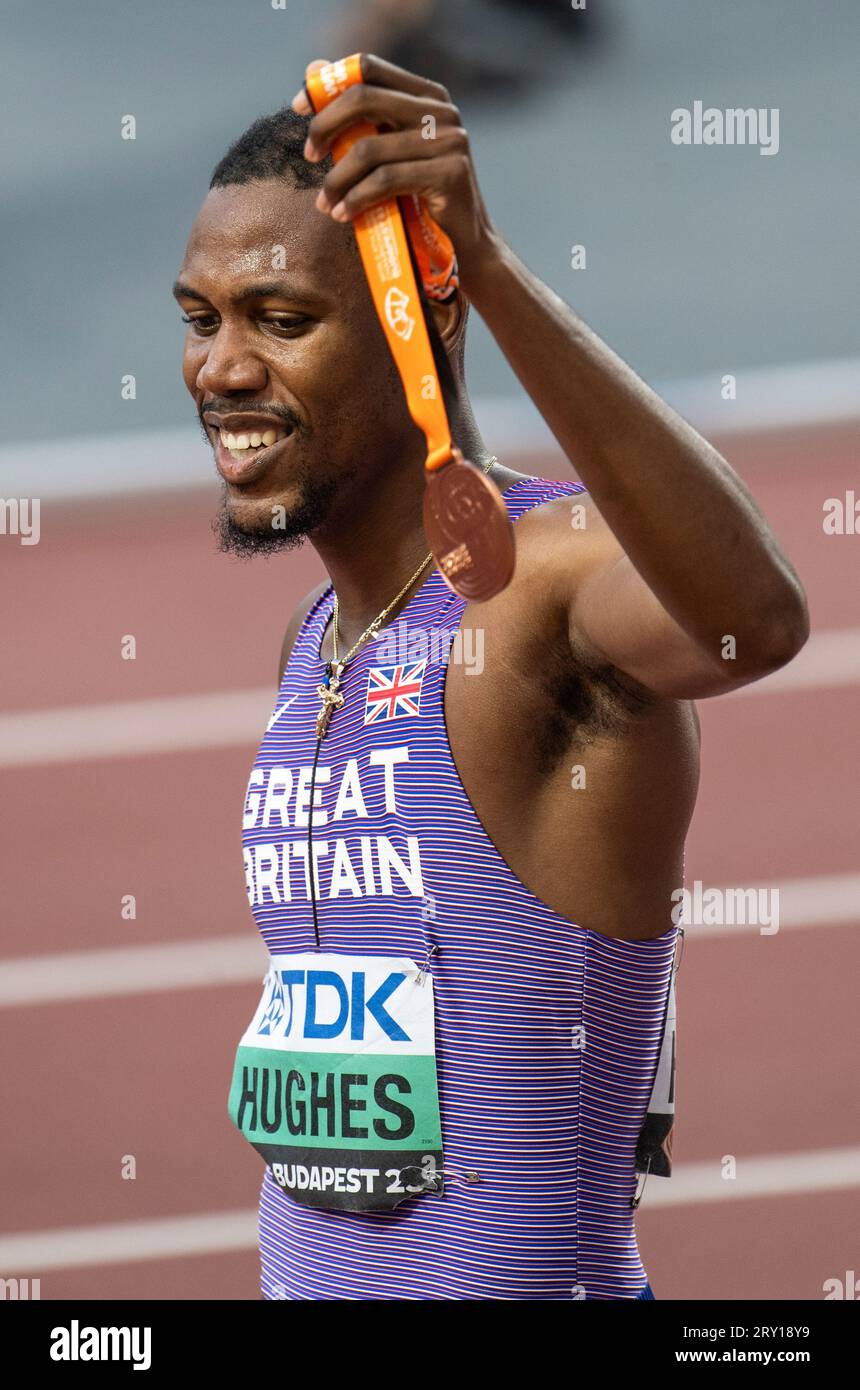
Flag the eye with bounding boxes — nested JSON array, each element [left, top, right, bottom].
[[264, 316, 312, 335], [179, 312, 312, 336], [181, 314, 219, 334]]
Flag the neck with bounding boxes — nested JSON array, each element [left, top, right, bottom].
[[311, 396, 490, 654]]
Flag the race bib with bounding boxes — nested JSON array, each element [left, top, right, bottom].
[[228, 952, 445, 1212], [634, 935, 680, 1180]]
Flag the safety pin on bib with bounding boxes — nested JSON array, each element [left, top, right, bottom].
[[416, 943, 439, 987]]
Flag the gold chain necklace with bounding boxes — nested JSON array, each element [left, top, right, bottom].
[[314, 456, 499, 739]]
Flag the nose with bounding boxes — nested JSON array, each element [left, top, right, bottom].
[[195, 323, 268, 398]]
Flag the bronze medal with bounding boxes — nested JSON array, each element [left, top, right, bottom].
[[423, 450, 516, 601]]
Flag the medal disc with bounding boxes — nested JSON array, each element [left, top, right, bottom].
[[423, 453, 516, 600]]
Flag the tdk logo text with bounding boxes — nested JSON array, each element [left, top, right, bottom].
[[258, 969, 410, 1043]]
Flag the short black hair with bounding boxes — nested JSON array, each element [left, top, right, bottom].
[[209, 105, 332, 190]]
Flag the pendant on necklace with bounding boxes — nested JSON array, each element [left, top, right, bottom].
[[315, 660, 345, 740]]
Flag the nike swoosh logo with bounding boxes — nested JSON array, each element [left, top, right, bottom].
[[266, 694, 298, 732]]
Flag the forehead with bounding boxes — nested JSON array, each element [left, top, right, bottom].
[[181, 178, 355, 297]]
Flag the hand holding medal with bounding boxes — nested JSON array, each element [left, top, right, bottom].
[[293, 54, 516, 602]]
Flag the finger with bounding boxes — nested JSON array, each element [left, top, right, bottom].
[[355, 52, 452, 103], [324, 155, 467, 222], [316, 127, 467, 212], [305, 85, 459, 160], [291, 51, 449, 119], [290, 58, 331, 114]]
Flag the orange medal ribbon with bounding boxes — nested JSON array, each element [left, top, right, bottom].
[[303, 55, 515, 600], [304, 54, 457, 474]]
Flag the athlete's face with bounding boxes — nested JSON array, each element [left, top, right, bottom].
[[175, 178, 414, 553]]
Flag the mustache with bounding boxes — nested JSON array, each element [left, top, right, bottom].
[[198, 403, 304, 436]]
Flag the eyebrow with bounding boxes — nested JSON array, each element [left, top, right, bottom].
[[171, 279, 318, 305]]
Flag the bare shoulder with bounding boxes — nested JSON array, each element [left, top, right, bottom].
[[277, 578, 331, 684], [511, 484, 612, 571], [496, 482, 622, 645]]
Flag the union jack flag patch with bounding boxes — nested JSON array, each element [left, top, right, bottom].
[[364, 661, 427, 723]]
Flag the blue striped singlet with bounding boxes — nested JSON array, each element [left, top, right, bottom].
[[241, 475, 677, 1300]]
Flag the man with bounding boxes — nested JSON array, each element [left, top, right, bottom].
[[173, 55, 808, 1300]]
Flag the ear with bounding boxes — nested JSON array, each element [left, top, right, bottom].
[[428, 291, 469, 366]]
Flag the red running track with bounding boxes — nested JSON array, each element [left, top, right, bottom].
[[1, 422, 857, 1299]]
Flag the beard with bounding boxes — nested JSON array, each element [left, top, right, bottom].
[[199, 401, 341, 558], [211, 460, 352, 559]]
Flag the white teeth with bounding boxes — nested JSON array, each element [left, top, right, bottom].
[[219, 427, 287, 452]]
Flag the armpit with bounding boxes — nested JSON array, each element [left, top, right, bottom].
[[531, 627, 657, 771]]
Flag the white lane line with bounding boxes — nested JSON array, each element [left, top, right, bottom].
[[658, 355, 860, 435], [683, 872, 860, 939], [0, 688, 273, 767], [0, 936, 269, 1007], [732, 627, 860, 697], [0, 629, 858, 768], [1, 1146, 857, 1272], [641, 1146, 860, 1209], [0, 871, 856, 1009], [483, 357, 860, 450], [0, 1210, 258, 1274]]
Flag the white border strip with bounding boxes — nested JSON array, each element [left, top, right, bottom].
[[482, 356, 860, 454], [732, 628, 860, 697], [654, 355, 860, 436], [0, 871, 856, 1009], [2, 358, 857, 501], [0, 1210, 258, 1274], [0, 629, 857, 770], [0, 428, 217, 502], [0, 1146, 856, 1272], [0, 688, 273, 767], [642, 1146, 860, 1209], [0, 936, 269, 1007], [681, 873, 860, 939]]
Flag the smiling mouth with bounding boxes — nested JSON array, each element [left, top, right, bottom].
[[212, 425, 294, 486], [219, 426, 289, 458]]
